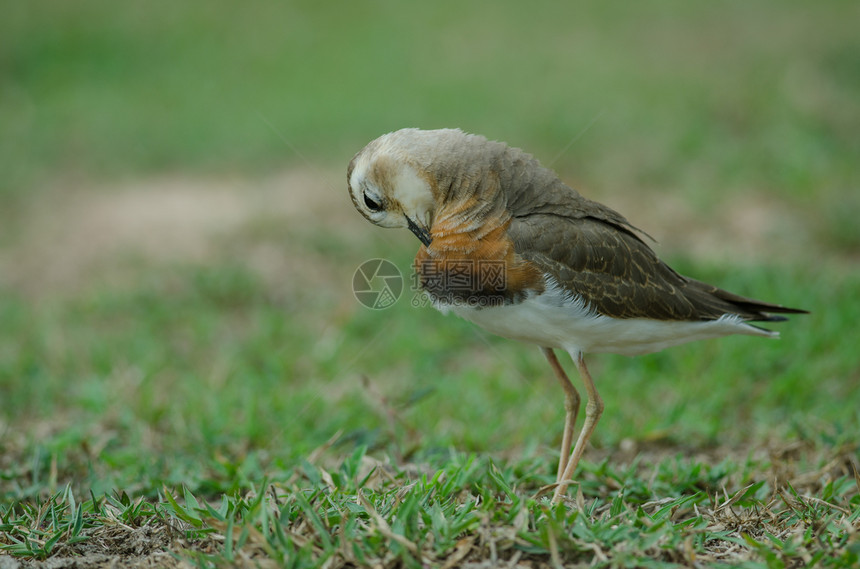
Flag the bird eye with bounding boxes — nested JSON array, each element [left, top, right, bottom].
[[364, 192, 383, 212]]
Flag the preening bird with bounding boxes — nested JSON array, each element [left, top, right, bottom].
[[347, 128, 806, 504]]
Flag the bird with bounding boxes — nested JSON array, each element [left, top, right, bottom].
[[347, 128, 806, 504]]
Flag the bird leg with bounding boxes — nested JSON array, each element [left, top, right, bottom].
[[552, 352, 603, 505], [541, 347, 581, 482]]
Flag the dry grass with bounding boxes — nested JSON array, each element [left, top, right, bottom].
[[2, 434, 857, 568]]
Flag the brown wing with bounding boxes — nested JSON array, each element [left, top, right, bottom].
[[508, 213, 805, 322]]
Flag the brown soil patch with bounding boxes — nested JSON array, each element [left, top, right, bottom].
[[0, 170, 811, 298], [0, 169, 365, 296]]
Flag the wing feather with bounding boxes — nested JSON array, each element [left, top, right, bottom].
[[508, 212, 803, 321]]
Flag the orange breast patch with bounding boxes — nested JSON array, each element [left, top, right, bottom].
[[413, 201, 544, 306]]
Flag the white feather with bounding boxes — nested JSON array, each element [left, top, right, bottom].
[[443, 278, 774, 357]]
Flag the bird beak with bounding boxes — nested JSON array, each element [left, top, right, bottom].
[[406, 216, 432, 247]]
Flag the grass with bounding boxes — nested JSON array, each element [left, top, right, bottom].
[[2, 1, 860, 567], [2, 447, 858, 566], [2, 255, 858, 567]]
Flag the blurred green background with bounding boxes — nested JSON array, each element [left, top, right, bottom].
[[1, 1, 858, 497], [3, 2, 858, 200]]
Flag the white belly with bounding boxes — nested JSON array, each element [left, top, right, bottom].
[[438, 280, 774, 356]]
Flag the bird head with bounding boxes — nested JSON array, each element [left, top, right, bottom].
[[347, 128, 449, 247]]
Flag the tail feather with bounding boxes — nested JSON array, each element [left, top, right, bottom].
[[685, 277, 808, 323], [711, 287, 808, 321]]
